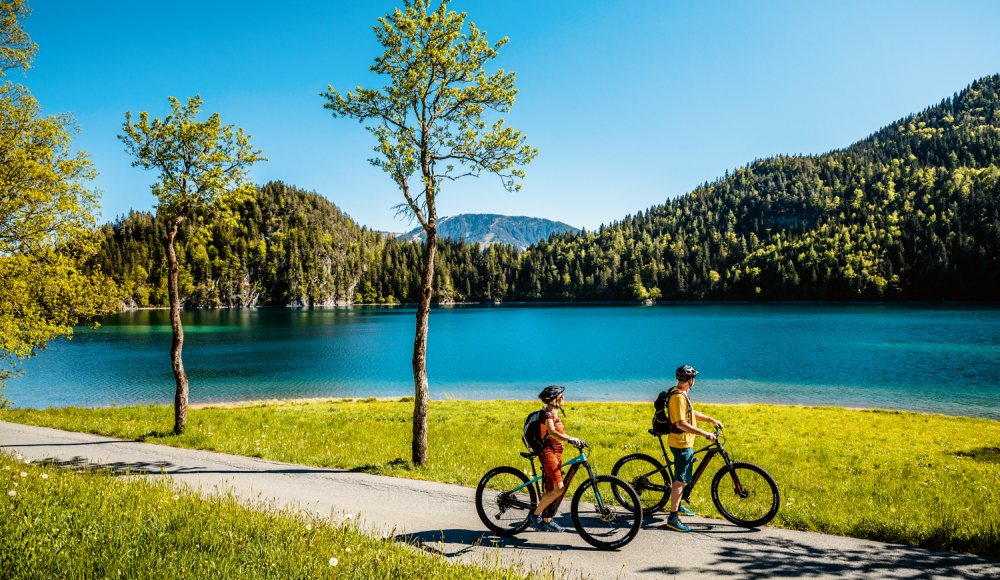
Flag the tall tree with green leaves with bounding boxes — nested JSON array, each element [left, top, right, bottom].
[[0, 1, 120, 407], [323, 0, 537, 465], [119, 96, 265, 433]]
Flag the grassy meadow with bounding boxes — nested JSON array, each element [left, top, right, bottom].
[[4, 399, 1000, 557], [0, 450, 541, 580]]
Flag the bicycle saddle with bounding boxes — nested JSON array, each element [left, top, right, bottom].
[[520, 451, 538, 459], [647, 429, 662, 437]]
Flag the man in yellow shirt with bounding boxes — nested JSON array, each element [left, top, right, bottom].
[[665, 365, 723, 532]]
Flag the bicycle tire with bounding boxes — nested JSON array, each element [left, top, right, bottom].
[[610, 453, 669, 515], [570, 475, 642, 550], [475, 466, 537, 536], [710, 461, 780, 528]]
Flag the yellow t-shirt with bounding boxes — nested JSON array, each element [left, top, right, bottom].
[[666, 390, 696, 449]]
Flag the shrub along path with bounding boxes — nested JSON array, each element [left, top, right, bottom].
[[2, 420, 997, 580]]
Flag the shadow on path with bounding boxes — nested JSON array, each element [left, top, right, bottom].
[[30, 456, 345, 477], [636, 534, 1000, 579]]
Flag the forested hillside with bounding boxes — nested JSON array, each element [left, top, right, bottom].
[[89, 182, 382, 307], [95, 75, 1000, 305]]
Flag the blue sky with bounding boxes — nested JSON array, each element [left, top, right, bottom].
[[16, 0, 1000, 232]]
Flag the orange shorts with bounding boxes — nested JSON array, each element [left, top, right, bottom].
[[540, 448, 563, 492]]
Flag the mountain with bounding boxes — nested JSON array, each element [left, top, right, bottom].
[[399, 214, 578, 250], [88, 182, 384, 308], [92, 75, 1000, 305], [357, 74, 1000, 302]]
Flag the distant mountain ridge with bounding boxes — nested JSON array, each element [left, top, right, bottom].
[[399, 214, 579, 250]]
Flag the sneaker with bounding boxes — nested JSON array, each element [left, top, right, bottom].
[[665, 516, 691, 532], [529, 514, 549, 532], [544, 520, 567, 532], [677, 504, 696, 517]]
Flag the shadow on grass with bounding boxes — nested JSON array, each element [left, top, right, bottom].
[[957, 447, 1000, 465], [635, 534, 1000, 579], [351, 457, 411, 474]]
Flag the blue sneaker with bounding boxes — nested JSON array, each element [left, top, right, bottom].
[[666, 516, 691, 532], [678, 504, 696, 516], [544, 520, 567, 532], [529, 514, 549, 532]]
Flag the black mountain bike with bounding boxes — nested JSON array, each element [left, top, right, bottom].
[[475, 442, 642, 550], [611, 426, 780, 528]]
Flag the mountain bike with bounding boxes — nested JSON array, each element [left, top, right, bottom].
[[475, 442, 642, 550], [611, 426, 780, 528]]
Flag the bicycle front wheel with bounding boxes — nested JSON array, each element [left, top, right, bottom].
[[611, 453, 669, 515], [710, 461, 780, 528], [475, 466, 537, 536], [570, 475, 642, 550]]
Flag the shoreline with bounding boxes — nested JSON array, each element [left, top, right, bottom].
[[119, 300, 1000, 311], [178, 396, 995, 421]]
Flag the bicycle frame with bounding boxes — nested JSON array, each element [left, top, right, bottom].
[[504, 447, 606, 516], [643, 428, 746, 501]]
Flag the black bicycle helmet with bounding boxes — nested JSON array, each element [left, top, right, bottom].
[[538, 385, 565, 403], [676, 365, 699, 381]]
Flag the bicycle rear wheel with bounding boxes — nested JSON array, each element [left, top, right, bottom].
[[710, 461, 780, 528], [570, 475, 642, 550], [611, 453, 669, 515], [475, 466, 537, 536]]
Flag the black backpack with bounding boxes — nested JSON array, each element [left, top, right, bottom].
[[652, 388, 692, 435], [522, 409, 548, 453]]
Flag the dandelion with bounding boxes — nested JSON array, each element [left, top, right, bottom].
[[20, 472, 26, 478], [329, 557, 338, 567], [174, 495, 180, 500], [7, 490, 14, 497], [23, 459, 30, 464], [15, 455, 22, 460], [3, 466, 8, 470], [306, 524, 312, 531], [344, 514, 353, 520], [345, 548, 351, 553], [41, 474, 48, 480]]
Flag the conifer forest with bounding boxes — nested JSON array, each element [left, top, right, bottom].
[[90, 75, 1000, 306]]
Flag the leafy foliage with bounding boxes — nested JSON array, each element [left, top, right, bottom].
[[0, 4, 120, 401]]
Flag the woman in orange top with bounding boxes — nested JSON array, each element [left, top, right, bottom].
[[529, 385, 582, 533]]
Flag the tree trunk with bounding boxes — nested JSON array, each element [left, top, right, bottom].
[[411, 227, 436, 466], [165, 217, 189, 435]]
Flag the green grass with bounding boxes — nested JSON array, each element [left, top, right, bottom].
[[4, 399, 1000, 556], [0, 450, 542, 579]]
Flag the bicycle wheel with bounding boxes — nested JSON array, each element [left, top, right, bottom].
[[570, 475, 642, 550], [611, 453, 669, 515], [475, 466, 537, 536], [710, 461, 780, 528]]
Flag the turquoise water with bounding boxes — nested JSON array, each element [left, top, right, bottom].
[[7, 305, 1000, 419]]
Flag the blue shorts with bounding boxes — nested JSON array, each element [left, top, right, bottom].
[[670, 446, 695, 484]]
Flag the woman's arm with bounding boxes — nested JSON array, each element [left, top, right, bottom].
[[544, 418, 578, 445]]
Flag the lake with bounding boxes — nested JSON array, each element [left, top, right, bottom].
[[6, 304, 1000, 419]]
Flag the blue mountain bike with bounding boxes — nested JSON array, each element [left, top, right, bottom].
[[475, 442, 642, 550]]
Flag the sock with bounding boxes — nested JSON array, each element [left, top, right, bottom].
[[669, 511, 678, 520]]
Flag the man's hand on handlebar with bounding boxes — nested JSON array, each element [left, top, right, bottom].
[[703, 431, 717, 442]]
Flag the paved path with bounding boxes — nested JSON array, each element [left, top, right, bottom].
[[2, 421, 998, 579]]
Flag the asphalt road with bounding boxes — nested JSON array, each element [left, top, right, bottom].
[[2, 420, 997, 579]]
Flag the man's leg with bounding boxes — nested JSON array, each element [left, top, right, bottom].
[[670, 479, 685, 513]]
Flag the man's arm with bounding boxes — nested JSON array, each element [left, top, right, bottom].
[[693, 410, 723, 428], [675, 420, 716, 441]]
